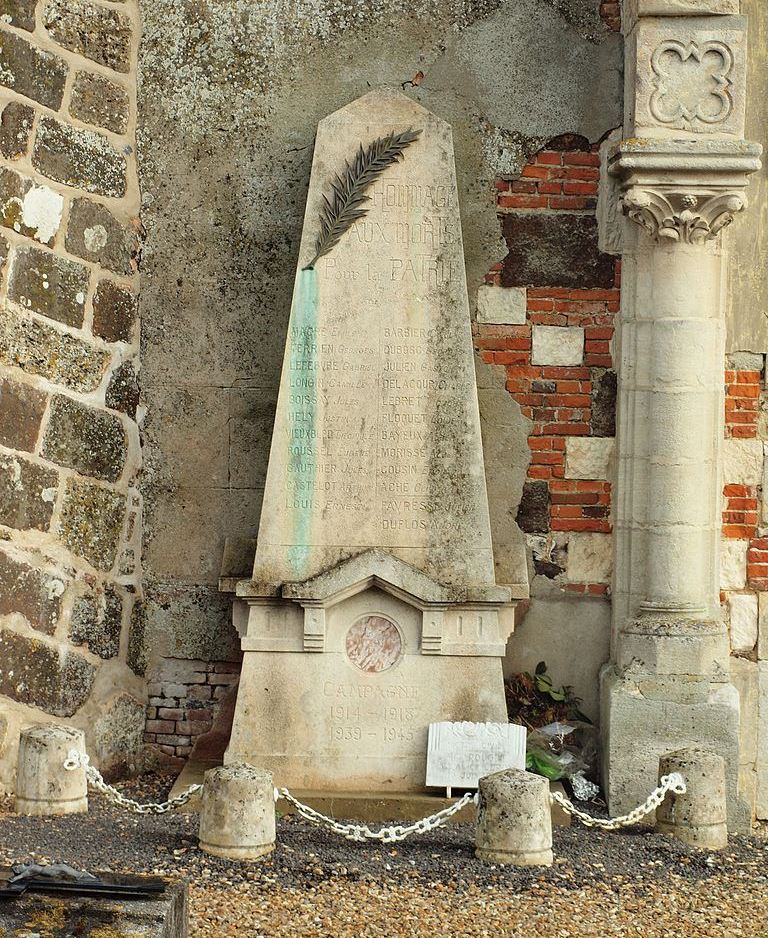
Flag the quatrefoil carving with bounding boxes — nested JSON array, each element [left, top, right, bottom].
[[650, 40, 733, 130]]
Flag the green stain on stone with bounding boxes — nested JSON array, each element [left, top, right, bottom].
[[286, 267, 319, 577]]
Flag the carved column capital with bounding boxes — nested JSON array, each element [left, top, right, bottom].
[[620, 187, 747, 243], [603, 138, 762, 249]]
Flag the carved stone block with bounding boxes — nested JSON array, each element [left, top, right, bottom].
[[623, 0, 740, 35], [626, 16, 747, 138]]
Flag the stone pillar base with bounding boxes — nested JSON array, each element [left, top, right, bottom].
[[600, 663, 751, 833]]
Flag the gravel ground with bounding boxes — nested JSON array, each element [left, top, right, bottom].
[[1, 775, 767, 937]]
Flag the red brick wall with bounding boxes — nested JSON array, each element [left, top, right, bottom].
[[144, 658, 239, 759], [478, 140, 619, 594]]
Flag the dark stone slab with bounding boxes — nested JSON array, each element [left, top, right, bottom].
[[590, 368, 617, 437], [7, 244, 89, 328], [92, 278, 138, 342], [0, 376, 47, 452], [43, 0, 133, 72], [0, 451, 57, 531], [0, 0, 37, 30], [69, 582, 123, 659], [106, 360, 139, 418], [0, 166, 62, 246], [59, 477, 127, 571], [32, 117, 127, 198], [0, 626, 94, 714], [65, 197, 139, 274], [0, 29, 68, 109], [0, 100, 35, 160], [515, 479, 550, 533], [0, 872, 187, 937], [42, 394, 127, 482], [0, 547, 64, 634], [500, 213, 615, 289], [70, 70, 130, 133]]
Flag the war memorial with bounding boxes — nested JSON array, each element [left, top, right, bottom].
[[0, 0, 766, 933]]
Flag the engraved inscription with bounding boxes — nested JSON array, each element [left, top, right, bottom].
[[323, 680, 420, 746], [345, 615, 402, 672]]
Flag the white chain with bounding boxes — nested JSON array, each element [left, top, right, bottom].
[[63, 749, 202, 815], [549, 772, 686, 829], [275, 787, 477, 843], [64, 748, 685, 833]]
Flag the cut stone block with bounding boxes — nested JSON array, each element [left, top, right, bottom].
[[0, 29, 67, 110], [0, 100, 35, 160], [501, 214, 614, 289], [722, 438, 763, 486], [92, 278, 138, 342], [58, 477, 126, 571], [8, 244, 89, 328], [565, 436, 614, 480], [65, 197, 139, 275], [0, 627, 95, 715], [42, 394, 127, 483], [476, 285, 527, 324], [0, 451, 57, 532], [531, 325, 584, 366], [32, 117, 127, 198], [69, 582, 123, 659], [0, 306, 110, 392], [0, 376, 47, 452], [720, 539, 747, 591], [624, 0, 740, 35], [567, 532, 613, 584], [0, 0, 37, 31], [0, 546, 65, 634], [43, 0, 133, 72], [626, 14, 748, 138], [70, 70, 130, 134], [0, 167, 63, 246], [729, 592, 758, 654]]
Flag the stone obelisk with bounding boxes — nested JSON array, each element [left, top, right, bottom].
[[226, 90, 516, 793]]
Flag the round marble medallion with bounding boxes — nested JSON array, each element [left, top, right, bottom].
[[345, 615, 402, 673]]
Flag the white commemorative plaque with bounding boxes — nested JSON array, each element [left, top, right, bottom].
[[426, 721, 527, 795]]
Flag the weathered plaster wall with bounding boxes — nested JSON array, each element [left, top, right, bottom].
[[134, 0, 623, 689]]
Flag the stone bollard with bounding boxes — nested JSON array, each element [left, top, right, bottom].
[[198, 763, 275, 860], [656, 748, 728, 850], [475, 768, 553, 866], [15, 724, 88, 816]]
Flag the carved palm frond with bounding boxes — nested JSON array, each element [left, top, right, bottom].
[[304, 128, 422, 270]]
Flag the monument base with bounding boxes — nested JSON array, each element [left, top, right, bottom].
[[600, 664, 751, 833], [224, 550, 515, 793], [226, 649, 507, 792]]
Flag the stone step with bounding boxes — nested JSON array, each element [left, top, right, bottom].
[[168, 759, 571, 825]]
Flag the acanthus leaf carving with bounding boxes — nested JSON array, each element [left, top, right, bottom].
[[620, 187, 746, 244]]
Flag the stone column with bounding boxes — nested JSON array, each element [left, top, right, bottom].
[[600, 2, 762, 830]]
